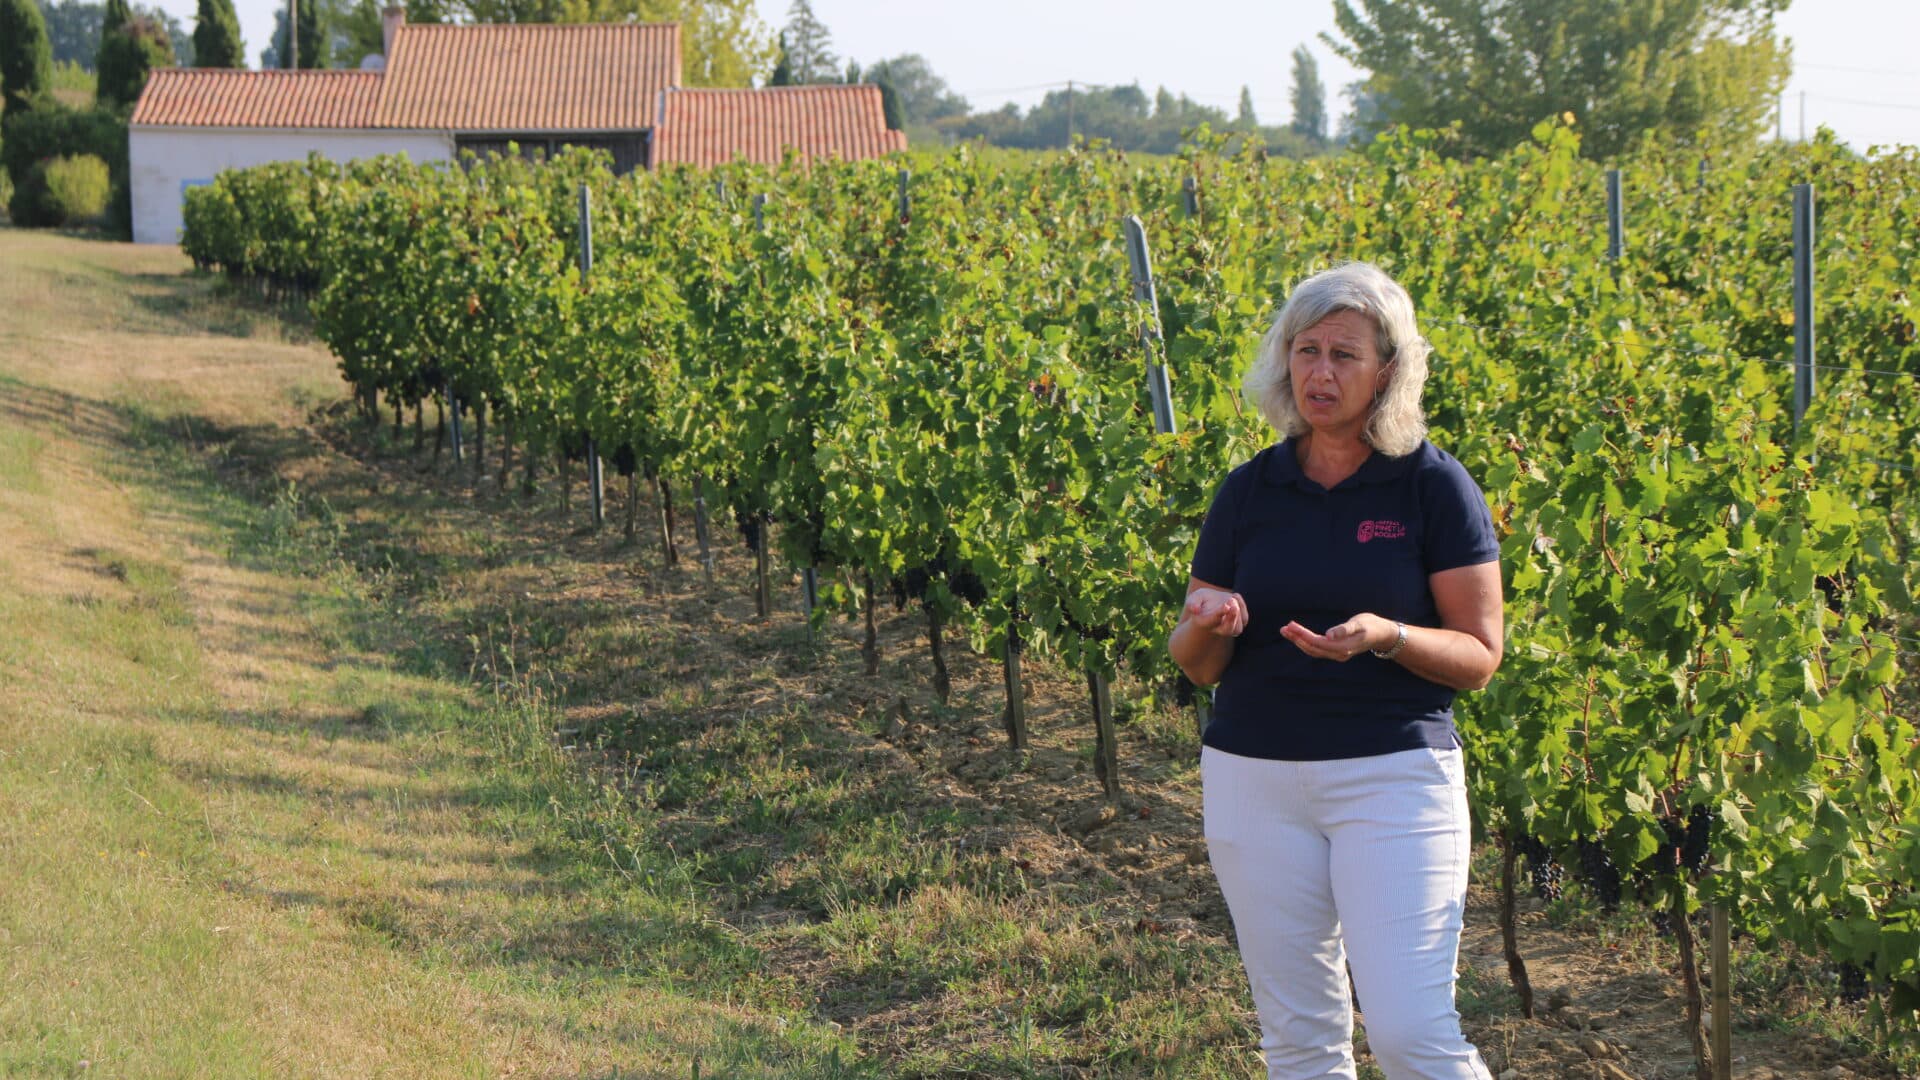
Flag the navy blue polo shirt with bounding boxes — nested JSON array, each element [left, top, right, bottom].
[[1190, 438, 1499, 761]]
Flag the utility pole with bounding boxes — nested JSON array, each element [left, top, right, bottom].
[[1066, 80, 1075, 148], [1800, 91, 1806, 142], [1777, 95, 1784, 141], [286, 0, 297, 68]]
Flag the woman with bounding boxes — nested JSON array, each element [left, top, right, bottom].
[[1168, 262, 1503, 1080]]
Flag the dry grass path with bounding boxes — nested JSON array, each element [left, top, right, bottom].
[[0, 229, 849, 1078]]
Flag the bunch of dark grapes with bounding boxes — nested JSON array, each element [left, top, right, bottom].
[[1837, 963, 1870, 1004], [1680, 806, 1714, 873], [734, 506, 764, 551], [1514, 836, 1564, 901], [1576, 839, 1623, 911], [892, 556, 988, 610], [894, 567, 931, 610], [1649, 911, 1673, 938], [610, 443, 638, 479], [949, 564, 987, 607], [1649, 816, 1685, 873]]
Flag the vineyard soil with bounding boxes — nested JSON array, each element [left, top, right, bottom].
[[0, 227, 1899, 1078]]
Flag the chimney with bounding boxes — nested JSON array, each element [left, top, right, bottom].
[[381, 4, 405, 59]]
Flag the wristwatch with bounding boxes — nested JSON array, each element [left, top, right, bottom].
[[1371, 621, 1408, 660]]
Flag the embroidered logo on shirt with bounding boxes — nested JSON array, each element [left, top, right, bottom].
[[1356, 519, 1406, 543]]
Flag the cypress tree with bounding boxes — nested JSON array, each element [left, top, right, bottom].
[[94, 0, 134, 100], [296, 0, 328, 69], [875, 77, 902, 131], [0, 0, 54, 115], [99, 0, 132, 50], [768, 31, 792, 86], [96, 14, 172, 109], [192, 0, 245, 68], [1289, 45, 1326, 143]]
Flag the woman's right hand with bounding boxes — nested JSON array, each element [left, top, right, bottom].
[[1184, 587, 1249, 638]]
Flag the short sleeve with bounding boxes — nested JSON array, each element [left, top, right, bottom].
[[1419, 453, 1500, 573], [1190, 470, 1244, 587]]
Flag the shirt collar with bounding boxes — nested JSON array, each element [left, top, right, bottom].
[[1264, 437, 1420, 492]]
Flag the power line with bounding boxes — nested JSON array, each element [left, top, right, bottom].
[[955, 80, 1076, 97], [1807, 93, 1920, 113], [1798, 61, 1920, 79]]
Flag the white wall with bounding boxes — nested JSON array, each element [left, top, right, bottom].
[[129, 128, 455, 245]]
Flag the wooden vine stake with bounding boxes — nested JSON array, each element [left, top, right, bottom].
[[753, 522, 772, 618], [625, 469, 640, 541], [446, 378, 464, 464], [471, 395, 487, 483], [1002, 616, 1028, 751], [926, 603, 950, 704], [498, 409, 514, 493], [862, 571, 880, 676], [693, 476, 715, 584], [1087, 668, 1120, 803], [655, 475, 678, 566], [587, 435, 605, 528], [1711, 892, 1731, 1080]]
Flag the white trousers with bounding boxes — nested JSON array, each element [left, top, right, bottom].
[[1202, 745, 1493, 1080]]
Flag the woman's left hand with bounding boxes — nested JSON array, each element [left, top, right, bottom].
[[1281, 614, 1395, 662]]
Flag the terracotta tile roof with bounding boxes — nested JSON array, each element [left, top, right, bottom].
[[374, 23, 680, 131], [130, 68, 383, 128], [652, 85, 908, 168]]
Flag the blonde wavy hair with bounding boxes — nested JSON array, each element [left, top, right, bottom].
[[1243, 262, 1430, 457]]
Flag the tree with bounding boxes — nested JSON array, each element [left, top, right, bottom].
[[45, 1, 99, 68], [297, 0, 330, 68], [1, 0, 55, 114], [779, 0, 835, 84], [48, 1, 188, 69], [673, 0, 774, 85], [264, 0, 373, 70], [191, 0, 244, 68], [94, 0, 125, 54], [864, 54, 969, 127], [96, 12, 169, 107], [1337, 79, 1390, 144], [1324, 0, 1793, 158], [394, 0, 771, 85], [1289, 45, 1326, 143], [334, 0, 385, 68], [1236, 85, 1256, 127], [2, 97, 125, 225], [767, 31, 791, 85]]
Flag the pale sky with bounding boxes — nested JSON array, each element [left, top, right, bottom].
[[182, 0, 1920, 151]]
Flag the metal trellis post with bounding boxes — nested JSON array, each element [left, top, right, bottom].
[[579, 184, 605, 527], [751, 192, 772, 619], [1121, 215, 1177, 436], [447, 377, 464, 464], [1605, 169, 1625, 263], [693, 477, 715, 584], [1122, 214, 1210, 740], [1792, 183, 1816, 434]]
